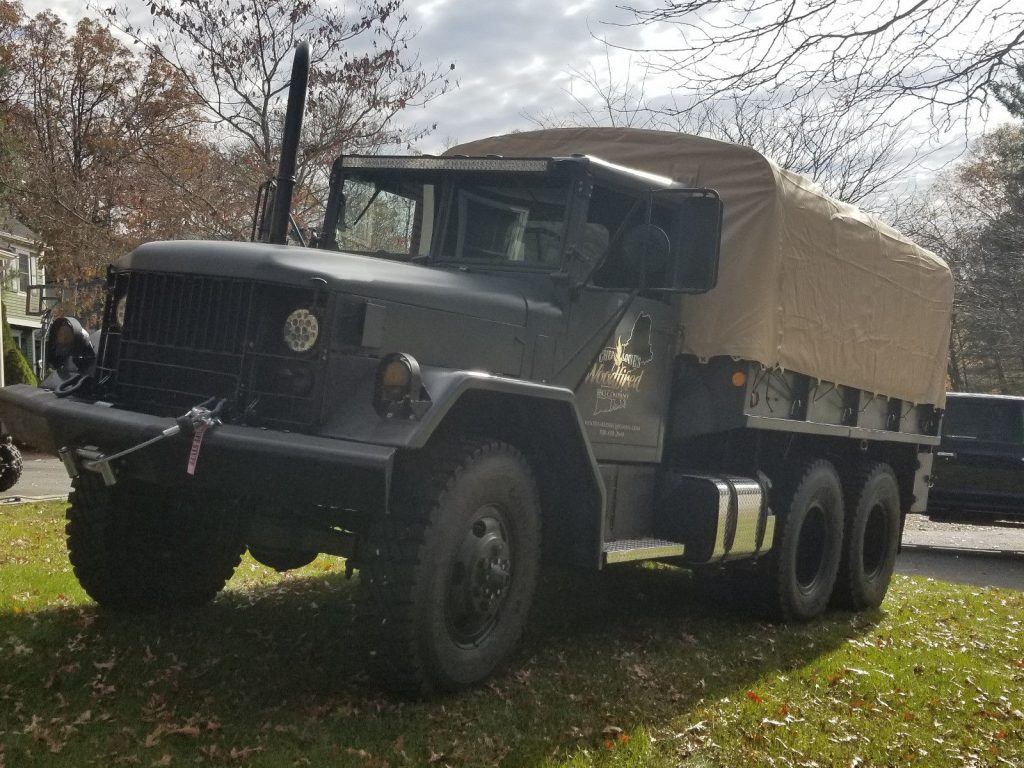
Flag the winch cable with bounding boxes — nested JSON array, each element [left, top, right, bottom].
[[80, 398, 226, 474]]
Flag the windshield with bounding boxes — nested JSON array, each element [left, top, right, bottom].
[[328, 172, 571, 269], [336, 179, 424, 257]]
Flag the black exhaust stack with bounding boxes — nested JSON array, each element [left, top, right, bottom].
[[267, 41, 311, 245]]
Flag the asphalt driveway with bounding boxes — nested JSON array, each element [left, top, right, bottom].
[[1, 451, 70, 501], [898, 514, 1024, 591]]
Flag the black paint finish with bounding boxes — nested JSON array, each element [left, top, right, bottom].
[[930, 393, 1024, 519]]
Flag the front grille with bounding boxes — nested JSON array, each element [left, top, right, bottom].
[[98, 271, 327, 430], [126, 273, 251, 353]]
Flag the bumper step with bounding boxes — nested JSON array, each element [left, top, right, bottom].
[[602, 538, 685, 565]]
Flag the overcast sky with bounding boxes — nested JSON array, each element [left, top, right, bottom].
[[399, 0, 656, 149], [24, 0, 656, 149], [20, 0, 1011, 191]]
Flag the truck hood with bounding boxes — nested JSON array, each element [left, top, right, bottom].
[[120, 240, 533, 326]]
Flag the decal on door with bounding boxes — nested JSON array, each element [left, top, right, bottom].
[[584, 312, 654, 416]]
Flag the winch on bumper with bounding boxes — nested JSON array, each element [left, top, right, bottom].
[[0, 384, 392, 512]]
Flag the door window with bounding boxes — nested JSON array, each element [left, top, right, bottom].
[[942, 399, 1024, 443]]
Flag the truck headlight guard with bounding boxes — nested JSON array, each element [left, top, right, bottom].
[[282, 308, 319, 352]]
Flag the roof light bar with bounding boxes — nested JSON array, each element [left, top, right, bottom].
[[586, 156, 675, 186], [341, 156, 551, 173]]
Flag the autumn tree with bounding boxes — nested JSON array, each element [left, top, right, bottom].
[[957, 128, 1024, 392], [105, 0, 455, 236], [0, 0, 25, 200], [0, 12, 210, 319], [0, 0, 21, 108], [898, 124, 1024, 394]]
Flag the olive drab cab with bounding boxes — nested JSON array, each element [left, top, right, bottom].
[[0, 46, 953, 695]]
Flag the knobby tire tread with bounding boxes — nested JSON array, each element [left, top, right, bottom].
[[66, 475, 244, 612], [358, 437, 529, 696]]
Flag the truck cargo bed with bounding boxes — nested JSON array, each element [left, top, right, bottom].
[[671, 356, 941, 447]]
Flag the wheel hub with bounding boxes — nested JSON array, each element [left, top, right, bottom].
[[795, 502, 828, 592], [446, 509, 513, 645]]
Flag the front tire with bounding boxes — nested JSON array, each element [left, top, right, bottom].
[[769, 459, 845, 621], [66, 475, 245, 611], [359, 438, 541, 695], [833, 462, 901, 610]]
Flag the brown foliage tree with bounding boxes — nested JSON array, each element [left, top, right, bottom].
[[105, 0, 455, 234], [1, 12, 208, 319], [0, 0, 22, 108], [0, 0, 26, 204], [900, 125, 1024, 394]]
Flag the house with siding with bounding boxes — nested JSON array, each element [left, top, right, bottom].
[[0, 214, 46, 377]]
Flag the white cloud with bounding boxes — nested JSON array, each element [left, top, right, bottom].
[[19, 0, 1009, 193], [563, 0, 596, 16]]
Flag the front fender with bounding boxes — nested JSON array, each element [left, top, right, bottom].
[[320, 362, 586, 450], [319, 365, 607, 567]]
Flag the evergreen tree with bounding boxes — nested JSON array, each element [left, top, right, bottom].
[[1, 302, 38, 386]]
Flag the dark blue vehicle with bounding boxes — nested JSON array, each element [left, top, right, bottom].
[[930, 392, 1024, 522]]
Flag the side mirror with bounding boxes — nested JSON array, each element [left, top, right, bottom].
[[622, 223, 671, 282], [651, 189, 723, 294]]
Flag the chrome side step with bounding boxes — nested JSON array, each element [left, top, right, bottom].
[[602, 538, 685, 565]]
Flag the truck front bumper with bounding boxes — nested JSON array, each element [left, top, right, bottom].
[[0, 385, 393, 511]]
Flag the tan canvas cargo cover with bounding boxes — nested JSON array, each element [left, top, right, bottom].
[[449, 128, 953, 406]]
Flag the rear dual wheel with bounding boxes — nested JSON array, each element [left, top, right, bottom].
[[768, 457, 901, 619], [770, 459, 846, 620], [833, 462, 901, 610]]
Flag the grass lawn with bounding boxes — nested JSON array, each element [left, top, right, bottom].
[[1, 500, 1022, 767]]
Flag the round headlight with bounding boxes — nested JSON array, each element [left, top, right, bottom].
[[283, 308, 319, 353], [115, 295, 127, 327]]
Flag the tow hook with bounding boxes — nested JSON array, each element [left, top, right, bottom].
[[58, 399, 226, 486]]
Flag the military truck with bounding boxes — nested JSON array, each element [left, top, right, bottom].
[[0, 45, 953, 694]]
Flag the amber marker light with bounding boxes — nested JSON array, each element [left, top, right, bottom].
[[381, 359, 412, 390], [374, 352, 423, 414], [731, 370, 747, 388]]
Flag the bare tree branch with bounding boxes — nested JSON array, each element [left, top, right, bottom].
[[609, 0, 1024, 128], [524, 55, 931, 207]]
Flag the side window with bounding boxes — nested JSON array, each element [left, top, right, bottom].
[[587, 187, 636, 288], [943, 400, 1024, 443], [585, 187, 681, 289], [440, 184, 569, 268]]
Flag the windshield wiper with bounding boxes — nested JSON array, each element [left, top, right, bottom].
[[349, 188, 382, 228]]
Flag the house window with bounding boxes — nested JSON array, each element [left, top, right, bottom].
[[18, 252, 29, 292]]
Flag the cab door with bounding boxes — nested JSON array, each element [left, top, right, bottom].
[[569, 294, 676, 463]]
